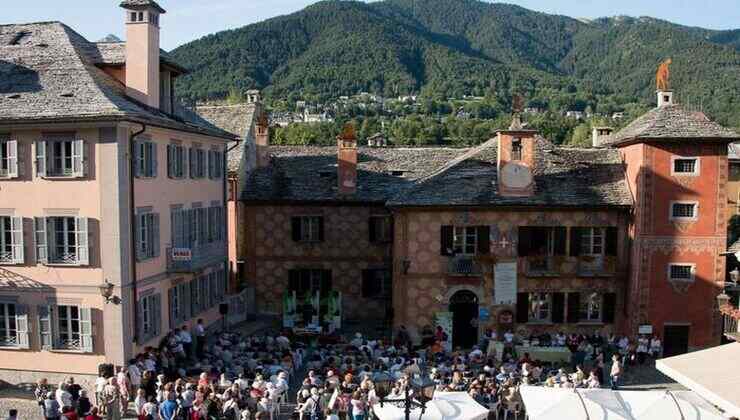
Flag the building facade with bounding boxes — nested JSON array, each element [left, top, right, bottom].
[[0, 0, 234, 386], [234, 90, 737, 355]]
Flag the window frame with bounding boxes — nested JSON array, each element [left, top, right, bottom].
[[50, 216, 77, 265], [670, 201, 699, 221], [0, 138, 18, 179], [362, 269, 392, 299], [668, 263, 695, 283], [579, 292, 603, 322], [369, 216, 392, 243], [528, 292, 552, 323], [48, 139, 75, 177], [580, 227, 605, 256], [299, 216, 322, 242], [671, 156, 700, 176], [168, 144, 186, 179], [0, 303, 16, 347], [135, 141, 157, 179], [56, 305, 81, 350], [453, 226, 478, 256], [0, 216, 22, 265]]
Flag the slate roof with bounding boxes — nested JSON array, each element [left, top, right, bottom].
[[241, 139, 633, 208], [196, 103, 259, 172], [241, 146, 466, 203], [91, 41, 187, 74], [729, 142, 740, 161], [727, 238, 740, 255], [0, 22, 234, 140], [605, 105, 739, 146], [388, 137, 633, 207], [119, 0, 166, 13]]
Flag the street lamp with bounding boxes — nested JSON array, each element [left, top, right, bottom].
[[717, 292, 731, 310], [375, 372, 436, 420], [99, 280, 116, 304], [730, 268, 740, 284]]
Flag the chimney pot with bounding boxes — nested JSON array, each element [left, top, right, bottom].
[[337, 123, 358, 195]]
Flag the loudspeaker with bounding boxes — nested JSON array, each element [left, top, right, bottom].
[[219, 303, 229, 315], [98, 363, 114, 378]]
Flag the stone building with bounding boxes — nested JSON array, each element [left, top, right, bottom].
[[233, 88, 737, 356]]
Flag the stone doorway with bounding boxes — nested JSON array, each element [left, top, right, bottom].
[[449, 290, 479, 349]]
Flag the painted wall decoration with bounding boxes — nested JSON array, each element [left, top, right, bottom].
[[494, 262, 517, 305]]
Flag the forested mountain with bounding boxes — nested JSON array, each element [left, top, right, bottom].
[[169, 0, 740, 128]]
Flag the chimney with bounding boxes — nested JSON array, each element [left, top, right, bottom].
[[591, 126, 613, 148], [337, 123, 358, 195], [121, 0, 165, 109], [255, 111, 270, 169], [657, 90, 674, 107]]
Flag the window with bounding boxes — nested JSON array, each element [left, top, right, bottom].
[[673, 158, 698, 175], [362, 269, 392, 298], [171, 285, 181, 323], [579, 293, 602, 322], [288, 269, 330, 297], [453, 226, 478, 255], [135, 141, 157, 178], [136, 212, 159, 261], [206, 206, 224, 243], [0, 303, 16, 346], [57, 305, 81, 349], [518, 227, 567, 272], [292, 216, 324, 242], [671, 202, 697, 220], [208, 150, 223, 180], [0, 138, 18, 178], [580, 227, 605, 256], [189, 147, 206, 179], [167, 144, 185, 179], [528, 292, 551, 322], [36, 139, 85, 178], [35, 216, 89, 265], [511, 138, 522, 160], [369, 216, 392, 243], [0, 216, 23, 265], [668, 264, 695, 282]]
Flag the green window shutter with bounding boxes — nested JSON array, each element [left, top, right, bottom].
[[189, 148, 195, 178], [37, 305, 53, 350], [603, 293, 617, 323], [137, 299, 146, 342], [440, 225, 453, 256], [551, 292, 565, 323], [151, 143, 158, 178], [291, 217, 302, 242], [191, 279, 200, 315], [477, 226, 490, 255], [517, 227, 532, 257], [569, 227, 583, 257], [10, 216, 24, 264], [605, 227, 618, 256], [567, 292, 580, 323], [133, 141, 142, 178], [168, 288, 175, 329], [79, 307, 93, 353], [153, 294, 162, 337], [34, 217, 48, 264], [15, 304, 30, 349], [7, 140, 18, 178], [167, 145, 174, 178], [152, 213, 160, 258], [75, 217, 89, 266], [35, 140, 47, 177], [516, 293, 529, 323], [182, 282, 191, 321], [135, 214, 144, 261], [554, 227, 568, 256]]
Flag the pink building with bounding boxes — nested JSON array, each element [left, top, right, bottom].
[[0, 0, 236, 387]]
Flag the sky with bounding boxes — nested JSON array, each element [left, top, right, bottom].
[[5, 0, 740, 51]]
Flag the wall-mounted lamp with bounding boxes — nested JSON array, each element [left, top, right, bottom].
[[99, 280, 118, 304]]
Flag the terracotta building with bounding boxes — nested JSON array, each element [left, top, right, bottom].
[[234, 89, 738, 356], [0, 0, 235, 387]]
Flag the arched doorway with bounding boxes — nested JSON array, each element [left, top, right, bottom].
[[449, 290, 479, 349]]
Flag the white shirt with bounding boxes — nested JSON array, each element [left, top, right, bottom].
[[195, 323, 205, 337], [504, 332, 514, 343], [95, 377, 107, 393], [179, 330, 193, 344], [128, 364, 142, 385]]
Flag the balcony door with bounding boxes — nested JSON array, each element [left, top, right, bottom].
[[449, 290, 479, 349]]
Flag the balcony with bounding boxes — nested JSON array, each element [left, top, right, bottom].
[[447, 255, 483, 277], [525, 256, 559, 277], [724, 315, 739, 341], [577, 255, 616, 277], [166, 241, 226, 273]]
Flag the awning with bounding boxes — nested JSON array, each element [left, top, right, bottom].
[[373, 391, 489, 420], [656, 342, 740, 417], [519, 386, 726, 420]]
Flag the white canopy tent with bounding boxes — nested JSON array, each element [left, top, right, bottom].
[[373, 391, 489, 420], [520, 386, 726, 420], [657, 342, 740, 418]]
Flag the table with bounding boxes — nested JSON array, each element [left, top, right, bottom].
[[487, 341, 572, 363]]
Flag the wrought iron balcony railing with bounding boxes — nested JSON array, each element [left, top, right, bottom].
[[166, 241, 226, 273]]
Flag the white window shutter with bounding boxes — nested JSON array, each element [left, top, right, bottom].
[[34, 217, 48, 264], [75, 217, 89, 266], [35, 140, 47, 177], [72, 139, 85, 178], [37, 305, 53, 350], [6, 140, 18, 178], [11, 216, 24, 264], [79, 307, 93, 353], [15, 304, 30, 349]]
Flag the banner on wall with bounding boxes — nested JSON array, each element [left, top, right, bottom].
[[282, 291, 296, 328], [494, 262, 517, 305], [434, 311, 453, 353]]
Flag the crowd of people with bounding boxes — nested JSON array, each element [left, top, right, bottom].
[[29, 319, 665, 420]]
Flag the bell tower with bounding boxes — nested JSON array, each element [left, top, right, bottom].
[[497, 95, 536, 197]]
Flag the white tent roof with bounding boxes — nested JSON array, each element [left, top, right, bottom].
[[657, 342, 740, 418], [519, 386, 726, 420], [373, 391, 489, 420]]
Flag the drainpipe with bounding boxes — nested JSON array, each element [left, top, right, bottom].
[[129, 123, 146, 344], [225, 138, 241, 293]]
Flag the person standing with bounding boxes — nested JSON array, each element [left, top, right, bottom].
[[610, 354, 622, 390], [159, 393, 179, 420], [44, 392, 61, 420], [195, 319, 206, 359], [350, 391, 366, 420], [179, 325, 193, 360], [103, 377, 121, 420], [76, 390, 92, 418], [35, 378, 51, 417]]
